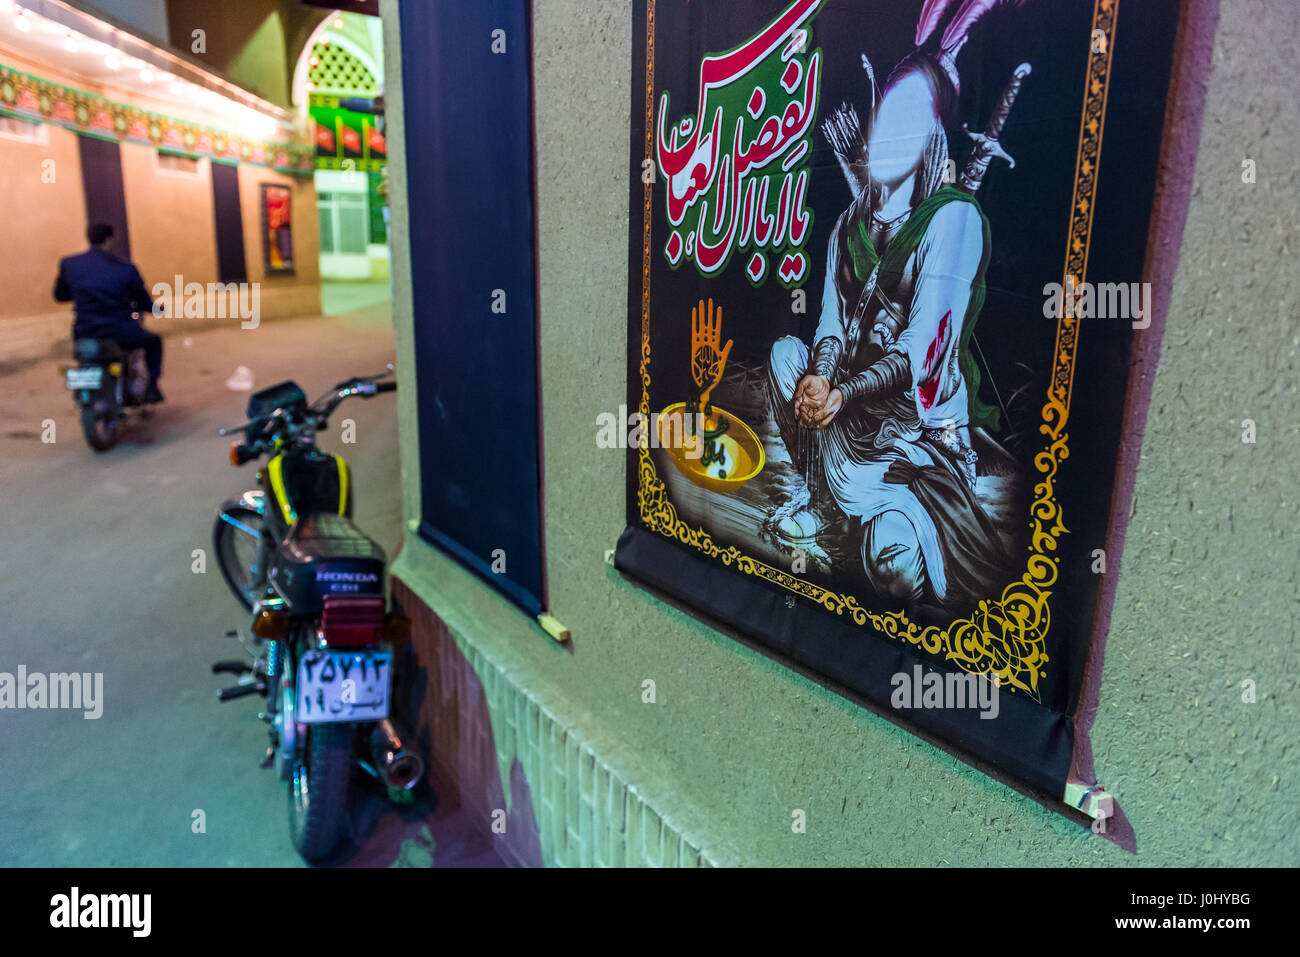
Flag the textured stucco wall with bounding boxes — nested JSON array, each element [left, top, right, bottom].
[[1085, 0, 1299, 862], [386, 0, 1299, 866], [120, 142, 219, 295], [0, 125, 85, 321]]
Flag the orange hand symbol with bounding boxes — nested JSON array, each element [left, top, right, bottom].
[[690, 298, 733, 409]]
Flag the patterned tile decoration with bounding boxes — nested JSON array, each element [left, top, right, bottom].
[[0, 61, 314, 175], [307, 42, 380, 96]]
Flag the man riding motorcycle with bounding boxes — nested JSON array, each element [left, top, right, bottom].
[[54, 223, 164, 403]]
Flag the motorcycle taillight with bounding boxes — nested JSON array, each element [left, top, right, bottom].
[[320, 595, 386, 648]]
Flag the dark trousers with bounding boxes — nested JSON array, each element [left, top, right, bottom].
[[108, 325, 163, 389]]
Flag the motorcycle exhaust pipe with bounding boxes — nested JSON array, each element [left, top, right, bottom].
[[370, 718, 424, 791]]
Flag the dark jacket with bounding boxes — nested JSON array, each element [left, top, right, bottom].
[[54, 248, 154, 340]]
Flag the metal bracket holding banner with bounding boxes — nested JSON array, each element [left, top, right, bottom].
[[1064, 781, 1114, 822], [537, 615, 570, 643]]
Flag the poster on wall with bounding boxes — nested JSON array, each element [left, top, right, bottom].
[[260, 183, 295, 274], [616, 0, 1180, 800], [309, 92, 387, 173]]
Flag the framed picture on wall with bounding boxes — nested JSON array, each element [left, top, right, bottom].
[[617, 0, 1182, 805], [260, 183, 295, 274]]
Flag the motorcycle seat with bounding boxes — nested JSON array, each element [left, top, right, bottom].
[[278, 513, 386, 565], [271, 514, 386, 612], [74, 339, 125, 362]]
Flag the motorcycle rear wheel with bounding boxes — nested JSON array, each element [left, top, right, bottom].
[[80, 404, 117, 452], [288, 722, 352, 861]]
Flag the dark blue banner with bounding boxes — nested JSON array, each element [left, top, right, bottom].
[[399, 0, 545, 615]]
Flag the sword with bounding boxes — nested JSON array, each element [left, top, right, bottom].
[[958, 63, 1031, 433], [958, 62, 1031, 193]]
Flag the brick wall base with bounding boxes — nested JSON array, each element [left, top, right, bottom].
[[392, 576, 712, 867]]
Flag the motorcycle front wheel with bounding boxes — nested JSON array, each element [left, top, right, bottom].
[[213, 507, 266, 610]]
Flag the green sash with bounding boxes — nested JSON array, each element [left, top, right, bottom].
[[844, 185, 999, 432]]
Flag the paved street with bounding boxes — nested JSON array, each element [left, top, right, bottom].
[[0, 299, 501, 867]]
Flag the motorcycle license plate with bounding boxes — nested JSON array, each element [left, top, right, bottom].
[[295, 649, 391, 724], [66, 367, 103, 390]]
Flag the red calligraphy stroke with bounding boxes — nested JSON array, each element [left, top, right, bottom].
[[655, 0, 825, 223]]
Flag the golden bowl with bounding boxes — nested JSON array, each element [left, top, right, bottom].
[[655, 401, 764, 493]]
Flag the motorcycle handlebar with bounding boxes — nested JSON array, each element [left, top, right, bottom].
[[218, 375, 396, 449]]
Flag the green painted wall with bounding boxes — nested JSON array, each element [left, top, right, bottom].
[[383, 0, 1299, 866], [165, 0, 326, 107], [227, 11, 288, 105]]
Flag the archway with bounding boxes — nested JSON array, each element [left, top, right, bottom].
[[289, 9, 389, 295]]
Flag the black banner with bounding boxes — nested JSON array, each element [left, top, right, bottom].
[[617, 0, 1179, 800], [399, 0, 546, 616]]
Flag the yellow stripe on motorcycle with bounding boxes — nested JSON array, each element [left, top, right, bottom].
[[267, 454, 297, 523], [335, 456, 349, 515]]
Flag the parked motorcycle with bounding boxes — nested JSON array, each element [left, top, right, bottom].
[[60, 334, 153, 451], [210, 367, 422, 861]]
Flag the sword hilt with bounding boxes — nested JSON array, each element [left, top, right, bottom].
[[986, 63, 1031, 141], [958, 63, 1031, 194]]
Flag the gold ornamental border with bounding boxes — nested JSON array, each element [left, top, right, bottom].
[[636, 0, 1119, 700]]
